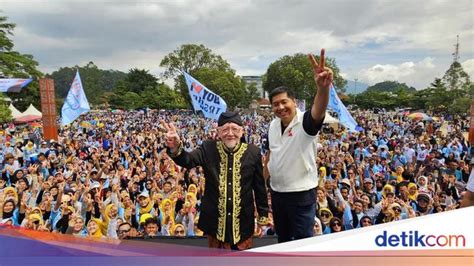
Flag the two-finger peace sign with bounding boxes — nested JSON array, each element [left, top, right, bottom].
[[308, 48, 333, 90], [161, 120, 180, 151], [309, 48, 325, 73]]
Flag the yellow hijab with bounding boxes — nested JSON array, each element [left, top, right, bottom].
[[382, 184, 395, 198], [87, 218, 105, 238], [408, 183, 418, 201]]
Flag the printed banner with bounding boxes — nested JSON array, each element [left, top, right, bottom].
[[183, 71, 227, 120], [0, 78, 32, 92], [61, 71, 90, 125]]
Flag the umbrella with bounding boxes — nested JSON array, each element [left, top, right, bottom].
[[407, 112, 432, 121], [29, 122, 42, 128]]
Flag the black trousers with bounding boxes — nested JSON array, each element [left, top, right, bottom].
[[271, 188, 316, 243]]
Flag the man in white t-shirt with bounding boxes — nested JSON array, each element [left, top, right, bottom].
[[403, 142, 416, 165], [267, 49, 333, 243]]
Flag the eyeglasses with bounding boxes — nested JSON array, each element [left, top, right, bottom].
[[218, 127, 241, 134], [392, 207, 402, 213], [174, 230, 185, 234], [331, 222, 341, 227], [320, 213, 330, 218], [118, 228, 131, 234]]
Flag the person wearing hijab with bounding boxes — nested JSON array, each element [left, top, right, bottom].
[[359, 215, 373, 227], [171, 223, 186, 237], [104, 203, 121, 239], [318, 207, 333, 233], [1, 199, 19, 225], [87, 218, 105, 238], [407, 183, 418, 202], [313, 217, 323, 236], [66, 215, 87, 236], [326, 217, 344, 234], [417, 175, 430, 195]]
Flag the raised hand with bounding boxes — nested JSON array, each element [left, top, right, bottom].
[[161, 120, 180, 153], [308, 49, 334, 91]]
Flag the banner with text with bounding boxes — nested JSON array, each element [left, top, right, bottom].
[[183, 71, 227, 120]]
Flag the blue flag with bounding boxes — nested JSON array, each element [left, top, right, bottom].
[[61, 71, 90, 125], [0, 78, 32, 92], [327, 85, 358, 132], [183, 71, 227, 120]]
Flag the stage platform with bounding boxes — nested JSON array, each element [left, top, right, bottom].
[[129, 236, 279, 248]]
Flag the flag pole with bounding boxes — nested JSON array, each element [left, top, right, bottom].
[[180, 70, 197, 115]]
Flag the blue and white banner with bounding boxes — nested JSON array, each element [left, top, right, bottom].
[[328, 85, 358, 132], [0, 78, 32, 92], [61, 71, 90, 125], [183, 71, 227, 120]]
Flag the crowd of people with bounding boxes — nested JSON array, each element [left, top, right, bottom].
[[0, 108, 471, 241]]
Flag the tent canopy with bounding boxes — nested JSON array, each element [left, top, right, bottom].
[[14, 115, 41, 123], [9, 104, 23, 119], [21, 104, 42, 117]]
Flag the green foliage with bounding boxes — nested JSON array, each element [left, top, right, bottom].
[[350, 73, 472, 115], [0, 94, 12, 122], [262, 53, 346, 106], [108, 68, 186, 110], [47, 62, 127, 105], [242, 81, 260, 107], [366, 81, 416, 93], [160, 44, 237, 106], [140, 83, 187, 110], [1, 15, 43, 111], [191, 68, 248, 108], [124, 68, 158, 94], [442, 61, 471, 91]]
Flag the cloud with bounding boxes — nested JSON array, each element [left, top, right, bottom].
[[461, 59, 474, 78], [1, 0, 472, 90], [358, 57, 441, 88]]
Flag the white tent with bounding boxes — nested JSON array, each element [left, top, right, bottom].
[[21, 104, 42, 117], [9, 104, 23, 119], [323, 112, 339, 124]]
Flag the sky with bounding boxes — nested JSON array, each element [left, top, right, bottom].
[[1, 0, 473, 90]]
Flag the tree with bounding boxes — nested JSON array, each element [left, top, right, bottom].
[[160, 44, 236, 106], [1, 15, 43, 111], [0, 94, 12, 122], [262, 53, 346, 107], [48, 62, 127, 105], [241, 81, 260, 107], [125, 68, 158, 94], [365, 81, 416, 93], [442, 61, 471, 91], [191, 67, 246, 108], [140, 83, 186, 110]]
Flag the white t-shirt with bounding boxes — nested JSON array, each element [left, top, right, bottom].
[[268, 111, 319, 192], [404, 147, 416, 163]]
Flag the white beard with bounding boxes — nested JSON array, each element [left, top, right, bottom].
[[223, 140, 239, 150]]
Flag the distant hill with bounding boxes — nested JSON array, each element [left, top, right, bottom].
[[366, 81, 416, 93], [343, 80, 369, 94]]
